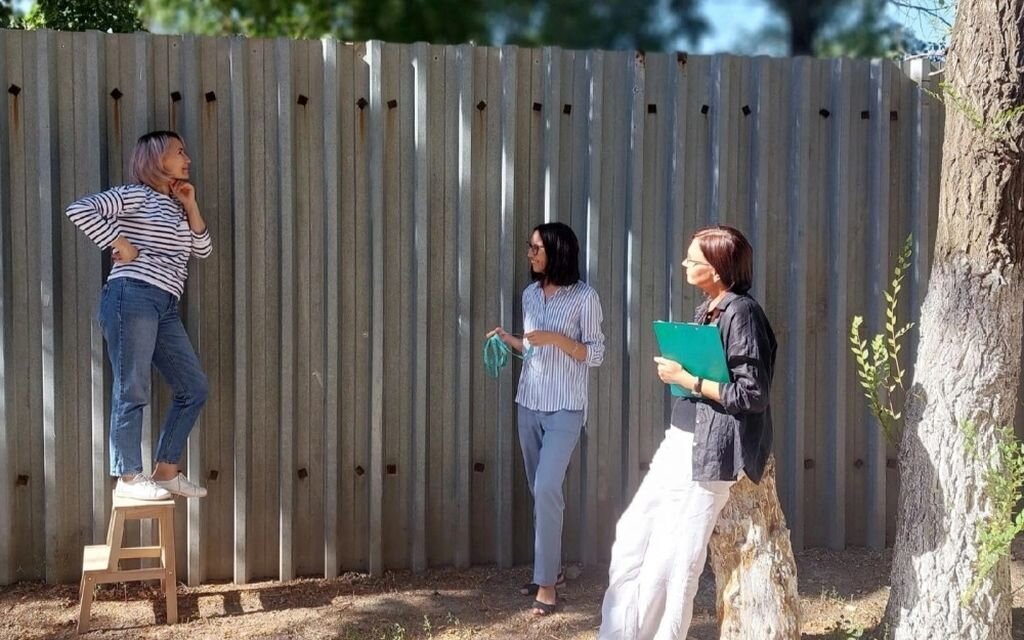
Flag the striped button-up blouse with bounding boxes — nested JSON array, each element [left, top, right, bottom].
[[515, 280, 605, 413]]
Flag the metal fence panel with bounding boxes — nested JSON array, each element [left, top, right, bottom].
[[0, 29, 948, 583]]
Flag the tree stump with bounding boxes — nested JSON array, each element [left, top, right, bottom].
[[708, 456, 801, 639]]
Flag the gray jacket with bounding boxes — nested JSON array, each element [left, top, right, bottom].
[[670, 292, 776, 483]]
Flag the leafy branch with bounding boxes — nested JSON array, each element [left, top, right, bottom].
[[924, 81, 1024, 143], [960, 421, 1024, 604], [849, 235, 915, 446]]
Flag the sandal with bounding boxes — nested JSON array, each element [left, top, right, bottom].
[[530, 598, 559, 616], [519, 570, 566, 596]]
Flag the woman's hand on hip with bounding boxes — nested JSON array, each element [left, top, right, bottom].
[[111, 236, 139, 263]]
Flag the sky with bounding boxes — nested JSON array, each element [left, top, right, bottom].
[[693, 0, 778, 54], [693, 0, 954, 55]]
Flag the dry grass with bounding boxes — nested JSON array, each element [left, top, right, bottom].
[[1, 545, 1021, 640]]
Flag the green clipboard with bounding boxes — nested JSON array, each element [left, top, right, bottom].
[[652, 320, 730, 398]]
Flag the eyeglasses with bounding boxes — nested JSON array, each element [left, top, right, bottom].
[[682, 257, 711, 267], [527, 243, 545, 255]]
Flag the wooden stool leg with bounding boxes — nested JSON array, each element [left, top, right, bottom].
[[77, 575, 94, 634], [105, 505, 119, 546], [106, 510, 126, 570], [159, 510, 177, 624]]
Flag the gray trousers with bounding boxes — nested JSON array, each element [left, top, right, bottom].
[[517, 405, 584, 586]]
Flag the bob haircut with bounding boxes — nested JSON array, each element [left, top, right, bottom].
[[129, 130, 182, 188], [692, 225, 753, 294], [532, 222, 581, 287]]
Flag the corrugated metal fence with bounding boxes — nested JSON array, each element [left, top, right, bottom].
[[0, 29, 945, 585]]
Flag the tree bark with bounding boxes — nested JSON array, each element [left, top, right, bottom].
[[885, 1, 1024, 638], [709, 456, 801, 639]]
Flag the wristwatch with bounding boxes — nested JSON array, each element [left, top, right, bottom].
[[693, 377, 704, 398]]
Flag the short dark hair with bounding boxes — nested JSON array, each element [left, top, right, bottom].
[[532, 222, 581, 287], [692, 225, 753, 294]]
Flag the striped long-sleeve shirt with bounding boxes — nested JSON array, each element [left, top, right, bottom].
[[515, 280, 605, 413], [65, 183, 212, 298]]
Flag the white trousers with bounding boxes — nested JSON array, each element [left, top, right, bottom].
[[598, 427, 734, 640]]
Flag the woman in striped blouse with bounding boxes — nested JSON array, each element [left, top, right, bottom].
[[66, 131, 212, 501], [489, 221, 605, 615]]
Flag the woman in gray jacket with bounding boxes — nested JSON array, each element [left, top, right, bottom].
[[599, 224, 776, 639]]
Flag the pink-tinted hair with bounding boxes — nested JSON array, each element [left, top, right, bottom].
[[129, 130, 182, 188]]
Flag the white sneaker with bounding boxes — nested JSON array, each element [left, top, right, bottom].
[[115, 474, 172, 501], [155, 473, 207, 498]]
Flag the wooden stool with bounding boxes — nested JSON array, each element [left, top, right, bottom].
[[77, 493, 178, 634]]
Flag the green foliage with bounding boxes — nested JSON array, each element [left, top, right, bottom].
[[1, 0, 14, 28], [142, 0, 706, 50], [962, 418, 979, 457], [23, 0, 144, 32], [815, 0, 915, 59], [142, 0, 344, 39], [925, 80, 1024, 146], [142, 0, 496, 43], [932, 81, 985, 129], [346, 0, 492, 45], [961, 421, 1024, 604], [759, 0, 906, 57], [738, 0, 947, 58], [849, 235, 915, 446], [494, 0, 705, 51]]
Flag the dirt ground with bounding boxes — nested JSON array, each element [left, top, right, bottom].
[[2, 544, 1022, 640]]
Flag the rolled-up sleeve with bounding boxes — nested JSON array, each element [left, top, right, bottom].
[[64, 187, 126, 249], [191, 228, 213, 258], [717, 308, 772, 415], [581, 289, 605, 367]]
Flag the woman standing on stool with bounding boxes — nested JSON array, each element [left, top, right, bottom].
[[488, 222, 605, 615], [599, 225, 776, 639], [66, 130, 212, 501]]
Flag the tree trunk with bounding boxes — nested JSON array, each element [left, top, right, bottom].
[[773, 1, 832, 56], [787, 17, 817, 57], [709, 456, 801, 639], [885, 2, 1024, 638]]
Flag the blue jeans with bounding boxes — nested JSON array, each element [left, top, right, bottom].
[[99, 277, 209, 476], [517, 405, 584, 586]]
